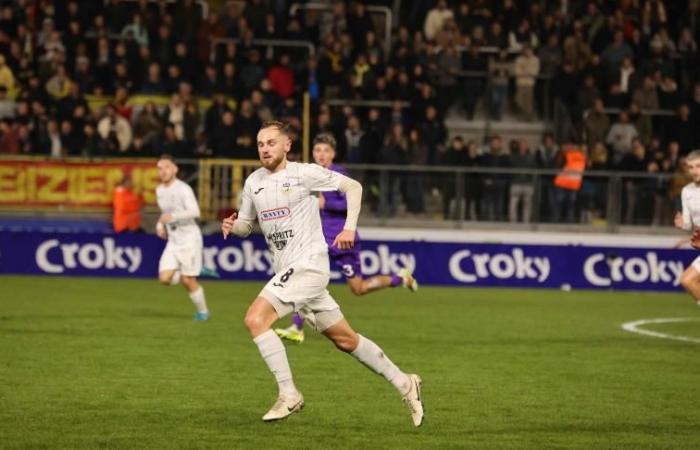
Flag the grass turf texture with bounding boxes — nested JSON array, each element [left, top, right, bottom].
[[1, 276, 700, 450]]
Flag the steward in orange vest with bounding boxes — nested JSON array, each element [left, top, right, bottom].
[[113, 175, 143, 232], [554, 145, 587, 191]]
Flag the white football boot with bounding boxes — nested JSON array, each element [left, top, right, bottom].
[[262, 391, 305, 422], [402, 374, 424, 427]]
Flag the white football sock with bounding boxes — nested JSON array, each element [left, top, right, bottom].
[[169, 271, 181, 286], [351, 334, 411, 395], [188, 286, 208, 313], [254, 329, 297, 397]]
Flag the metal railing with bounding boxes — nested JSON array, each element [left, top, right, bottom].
[[194, 159, 687, 231], [210, 37, 316, 63]]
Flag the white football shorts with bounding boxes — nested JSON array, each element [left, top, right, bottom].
[[158, 240, 203, 277], [260, 258, 343, 331]]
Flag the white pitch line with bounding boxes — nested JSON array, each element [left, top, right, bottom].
[[621, 318, 700, 344]]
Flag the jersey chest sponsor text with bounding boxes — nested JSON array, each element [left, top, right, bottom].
[[260, 207, 291, 221]]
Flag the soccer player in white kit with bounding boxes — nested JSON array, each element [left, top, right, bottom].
[[676, 150, 700, 308], [155, 154, 210, 320], [221, 121, 424, 426]]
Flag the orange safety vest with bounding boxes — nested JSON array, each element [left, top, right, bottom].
[[113, 186, 143, 232], [554, 146, 587, 191]]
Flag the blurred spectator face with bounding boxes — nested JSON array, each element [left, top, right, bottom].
[[369, 108, 380, 121], [618, 111, 629, 123], [669, 141, 680, 157], [518, 139, 529, 154], [679, 105, 690, 119], [115, 43, 127, 58], [106, 105, 117, 119], [178, 82, 192, 98], [279, 54, 290, 66], [148, 63, 160, 80], [175, 43, 187, 57], [490, 136, 502, 152], [222, 111, 234, 126], [115, 63, 128, 78], [168, 65, 181, 79], [240, 100, 253, 117], [47, 120, 59, 134], [437, 0, 447, 10], [223, 62, 235, 78], [629, 102, 640, 115], [348, 116, 360, 131], [60, 121, 72, 135], [425, 106, 437, 121], [451, 137, 464, 150], [621, 57, 633, 69], [613, 31, 624, 45]]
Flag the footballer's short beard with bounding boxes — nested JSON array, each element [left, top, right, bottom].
[[261, 153, 285, 171]]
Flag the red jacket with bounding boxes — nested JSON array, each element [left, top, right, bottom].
[[268, 65, 295, 99]]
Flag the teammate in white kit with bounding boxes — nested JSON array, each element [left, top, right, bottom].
[[156, 154, 210, 321], [221, 121, 424, 426], [676, 150, 700, 308]]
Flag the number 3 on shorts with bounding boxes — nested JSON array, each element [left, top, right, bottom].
[[342, 264, 355, 278]]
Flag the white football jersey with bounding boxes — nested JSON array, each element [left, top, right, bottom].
[[156, 178, 202, 247], [681, 182, 700, 231], [237, 161, 345, 274]]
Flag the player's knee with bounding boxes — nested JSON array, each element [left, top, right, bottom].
[[244, 312, 266, 335], [181, 276, 197, 290], [332, 332, 359, 353], [158, 273, 172, 285]]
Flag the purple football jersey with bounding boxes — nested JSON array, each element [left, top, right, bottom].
[[320, 163, 362, 278]]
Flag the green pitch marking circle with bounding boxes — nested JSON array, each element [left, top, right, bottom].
[[621, 318, 700, 344]]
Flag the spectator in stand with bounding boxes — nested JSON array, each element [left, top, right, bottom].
[[509, 19, 539, 52], [235, 99, 261, 159], [666, 104, 697, 155], [378, 123, 408, 217], [133, 102, 162, 150], [418, 105, 447, 165], [0, 119, 19, 154], [440, 135, 469, 219], [601, 30, 634, 75], [97, 104, 132, 153], [606, 111, 638, 165], [480, 135, 510, 221], [488, 49, 511, 121], [0, 55, 15, 93], [424, 0, 454, 42], [632, 76, 659, 111], [162, 93, 185, 141], [619, 138, 650, 224], [403, 128, 427, 215], [508, 139, 537, 223], [514, 44, 540, 121], [461, 43, 487, 120], [268, 54, 295, 100], [628, 102, 653, 146], [210, 110, 237, 158]]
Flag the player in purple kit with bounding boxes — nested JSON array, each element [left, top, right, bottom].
[[276, 133, 417, 343]]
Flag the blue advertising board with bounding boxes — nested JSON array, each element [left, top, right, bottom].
[[0, 230, 696, 291]]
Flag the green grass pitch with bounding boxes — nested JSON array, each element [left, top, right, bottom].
[[1, 275, 700, 449]]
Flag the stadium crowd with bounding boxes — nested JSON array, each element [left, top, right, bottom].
[[0, 0, 699, 224]]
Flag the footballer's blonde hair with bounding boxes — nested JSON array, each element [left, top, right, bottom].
[[688, 150, 700, 162], [260, 120, 291, 136]]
